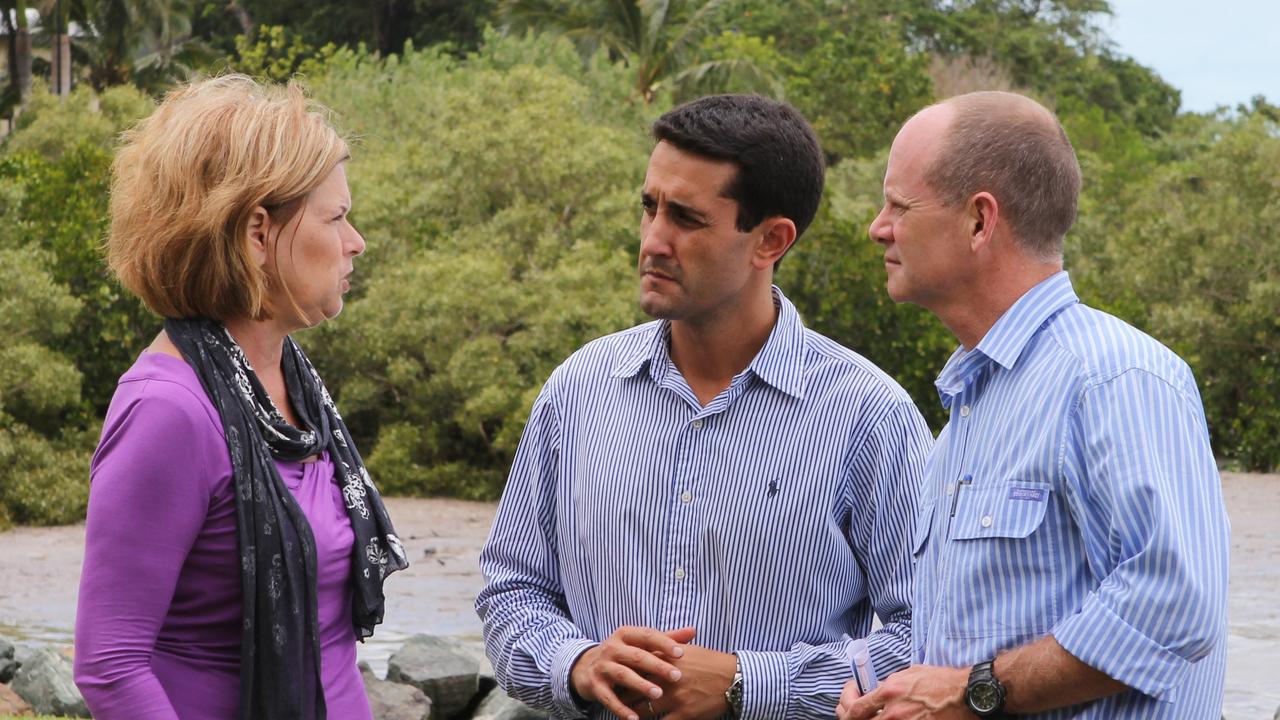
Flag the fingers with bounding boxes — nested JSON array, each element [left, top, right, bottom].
[[840, 685, 884, 720], [572, 625, 693, 716], [663, 625, 697, 645], [592, 680, 646, 720], [836, 677, 862, 719], [619, 625, 689, 660]]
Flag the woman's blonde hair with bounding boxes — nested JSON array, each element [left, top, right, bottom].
[[108, 74, 349, 320]]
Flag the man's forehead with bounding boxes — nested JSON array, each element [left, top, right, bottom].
[[887, 108, 951, 180], [643, 142, 737, 204]]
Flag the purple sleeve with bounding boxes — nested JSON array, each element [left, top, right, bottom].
[[74, 378, 224, 719]]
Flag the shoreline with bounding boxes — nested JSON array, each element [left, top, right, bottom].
[[2, 475, 1277, 717]]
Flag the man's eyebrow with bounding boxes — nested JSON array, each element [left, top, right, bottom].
[[667, 199, 709, 222]]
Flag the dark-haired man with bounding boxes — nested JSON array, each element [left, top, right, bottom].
[[839, 91, 1229, 719], [477, 94, 932, 720]]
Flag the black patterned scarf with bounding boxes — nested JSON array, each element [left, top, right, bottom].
[[165, 317, 408, 720]]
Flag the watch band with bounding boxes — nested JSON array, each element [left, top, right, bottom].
[[725, 666, 744, 718], [965, 660, 1007, 719]]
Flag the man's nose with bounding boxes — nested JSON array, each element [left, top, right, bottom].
[[640, 214, 675, 257], [868, 207, 892, 245]]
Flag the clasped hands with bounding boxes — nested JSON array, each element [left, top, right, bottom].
[[569, 625, 736, 720]]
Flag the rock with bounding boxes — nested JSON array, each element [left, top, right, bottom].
[[386, 634, 480, 720], [470, 686, 547, 720], [12, 645, 36, 668], [0, 635, 18, 683], [449, 639, 496, 696], [0, 683, 34, 716], [9, 646, 89, 718], [361, 662, 432, 720]]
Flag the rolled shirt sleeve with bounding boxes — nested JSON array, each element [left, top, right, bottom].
[[1052, 367, 1230, 700]]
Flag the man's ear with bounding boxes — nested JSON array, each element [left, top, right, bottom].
[[245, 206, 271, 269], [752, 217, 797, 270], [968, 192, 999, 253]]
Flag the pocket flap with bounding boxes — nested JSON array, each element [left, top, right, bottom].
[[950, 482, 1050, 540]]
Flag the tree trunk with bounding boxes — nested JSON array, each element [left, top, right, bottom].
[[53, 33, 71, 95], [8, 0, 31, 105], [14, 28, 30, 100]]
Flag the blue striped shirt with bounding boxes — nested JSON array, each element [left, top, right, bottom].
[[477, 287, 933, 719], [913, 271, 1230, 718]]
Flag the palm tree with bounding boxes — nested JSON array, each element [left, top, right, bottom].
[[35, 0, 209, 92], [2, 0, 34, 113], [500, 0, 779, 103]]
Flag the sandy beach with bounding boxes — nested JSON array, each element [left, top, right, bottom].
[[1, 474, 1276, 718]]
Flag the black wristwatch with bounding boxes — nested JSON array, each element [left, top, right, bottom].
[[724, 663, 744, 718], [965, 660, 1007, 718]]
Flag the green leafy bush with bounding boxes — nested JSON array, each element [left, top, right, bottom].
[[1087, 111, 1280, 469], [300, 35, 647, 498], [0, 246, 91, 528]]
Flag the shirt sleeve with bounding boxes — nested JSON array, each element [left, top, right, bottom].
[[738, 400, 932, 719], [475, 376, 594, 718], [1051, 368, 1230, 701], [73, 379, 224, 719]]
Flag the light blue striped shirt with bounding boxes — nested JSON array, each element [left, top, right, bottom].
[[913, 271, 1229, 718], [477, 287, 933, 719]]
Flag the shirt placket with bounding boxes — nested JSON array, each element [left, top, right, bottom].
[[655, 373, 750, 632], [926, 382, 979, 661], [658, 411, 709, 631]]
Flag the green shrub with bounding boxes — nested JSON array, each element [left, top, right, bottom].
[[1088, 111, 1280, 469], [0, 246, 92, 526]]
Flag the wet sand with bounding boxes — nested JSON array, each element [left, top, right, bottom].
[[1, 474, 1276, 717]]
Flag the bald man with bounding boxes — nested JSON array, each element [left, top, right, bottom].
[[838, 92, 1229, 719]]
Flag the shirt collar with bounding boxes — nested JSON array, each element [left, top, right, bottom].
[[934, 271, 1078, 407], [610, 285, 808, 400]]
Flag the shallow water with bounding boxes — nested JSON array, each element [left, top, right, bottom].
[[2, 478, 1277, 718]]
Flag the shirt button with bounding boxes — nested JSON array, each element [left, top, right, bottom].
[[960, 404, 971, 418], [680, 490, 693, 503], [981, 515, 993, 528], [692, 419, 704, 429], [674, 567, 686, 580]]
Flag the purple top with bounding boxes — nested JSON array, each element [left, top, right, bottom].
[[74, 352, 372, 720]]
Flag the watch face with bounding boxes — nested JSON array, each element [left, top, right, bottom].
[[969, 682, 1001, 713]]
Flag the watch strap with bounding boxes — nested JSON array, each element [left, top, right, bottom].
[[725, 667, 744, 718], [965, 660, 1007, 718]]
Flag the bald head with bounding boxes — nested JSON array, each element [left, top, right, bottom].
[[916, 91, 1082, 259]]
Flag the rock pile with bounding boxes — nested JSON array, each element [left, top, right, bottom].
[[0, 633, 545, 720], [0, 635, 88, 717]]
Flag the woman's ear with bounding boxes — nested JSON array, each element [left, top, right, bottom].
[[245, 206, 271, 269]]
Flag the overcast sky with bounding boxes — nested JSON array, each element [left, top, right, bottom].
[[1104, 0, 1280, 113]]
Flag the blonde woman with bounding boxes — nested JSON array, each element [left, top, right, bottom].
[[73, 75, 407, 720]]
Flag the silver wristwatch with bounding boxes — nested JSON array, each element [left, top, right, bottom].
[[725, 667, 744, 718]]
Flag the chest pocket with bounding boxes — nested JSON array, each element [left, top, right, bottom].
[[944, 481, 1058, 641]]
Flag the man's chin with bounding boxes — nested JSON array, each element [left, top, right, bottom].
[[639, 293, 679, 320]]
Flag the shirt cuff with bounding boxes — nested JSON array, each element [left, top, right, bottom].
[[551, 638, 598, 718], [734, 650, 790, 719], [1052, 593, 1190, 702]]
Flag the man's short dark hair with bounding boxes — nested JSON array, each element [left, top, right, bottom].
[[652, 94, 825, 240]]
